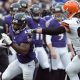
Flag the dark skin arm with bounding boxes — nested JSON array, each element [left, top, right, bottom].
[[11, 42, 31, 55], [33, 22, 71, 35], [4, 24, 9, 34], [34, 26, 66, 35]]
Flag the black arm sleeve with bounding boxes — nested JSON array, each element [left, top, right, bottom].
[[42, 26, 66, 35]]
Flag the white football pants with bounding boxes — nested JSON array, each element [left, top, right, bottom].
[[8, 47, 17, 64], [51, 47, 71, 70], [34, 47, 50, 69], [2, 59, 35, 80], [66, 55, 80, 80]]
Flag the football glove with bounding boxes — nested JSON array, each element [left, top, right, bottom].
[[27, 29, 36, 34], [1, 33, 12, 46], [0, 38, 7, 48]]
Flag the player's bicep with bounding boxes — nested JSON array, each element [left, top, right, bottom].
[[20, 43, 30, 51], [4, 24, 9, 33]]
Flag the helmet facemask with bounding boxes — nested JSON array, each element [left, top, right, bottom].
[[12, 19, 27, 34], [31, 5, 41, 20], [10, 3, 21, 18]]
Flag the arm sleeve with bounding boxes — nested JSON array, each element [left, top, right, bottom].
[[42, 26, 66, 35], [46, 35, 52, 44]]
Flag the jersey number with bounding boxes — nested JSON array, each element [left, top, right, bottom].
[[36, 33, 43, 40], [58, 34, 64, 40]]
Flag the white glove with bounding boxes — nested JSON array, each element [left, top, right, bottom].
[[27, 29, 33, 34], [0, 38, 7, 48], [27, 29, 36, 34], [1, 33, 12, 45]]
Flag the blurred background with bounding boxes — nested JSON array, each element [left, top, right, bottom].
[[0, 0, 79, 16]]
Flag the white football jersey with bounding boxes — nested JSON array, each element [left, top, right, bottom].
[[63, 18, 80, 48]]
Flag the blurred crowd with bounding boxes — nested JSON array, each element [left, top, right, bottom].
[[0, 0, 79, 15], [0, 0, 79, 16]]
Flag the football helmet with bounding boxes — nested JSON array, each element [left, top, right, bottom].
[[19, 0, 28, 12], [63, 1, 79, 17], [30, 4, 41, 20], [41, 3, 52, 17], [53, 2, 64, 13], [10, 3, 21, 16], [12, 12, 27, 34], [52, 2, 65, 22]]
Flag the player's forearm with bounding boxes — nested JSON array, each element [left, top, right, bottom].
[[34, 26, 66, 35], [47, 44, 53, 52], [42, 27, 66, 35], [68, 44, 74, 52]]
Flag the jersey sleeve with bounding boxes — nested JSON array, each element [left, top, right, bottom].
[[48, 19, 60, 28]]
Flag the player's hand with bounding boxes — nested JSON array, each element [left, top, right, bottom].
[[27, 29, 36, 34], [50, 49, 57, 59], [70, 51, 75, 59], [1, 33, 12, 46], [0, 38, 7, 48], [27, 29, 33, 35]]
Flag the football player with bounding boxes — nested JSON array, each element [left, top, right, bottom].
[[45, 10, 71, 80], [4, 2, 21, 67], [2, 12, 36, 80], [4, 2, 21, 33], [41, 4, 67, 80], [27, 4, 50, 80]]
